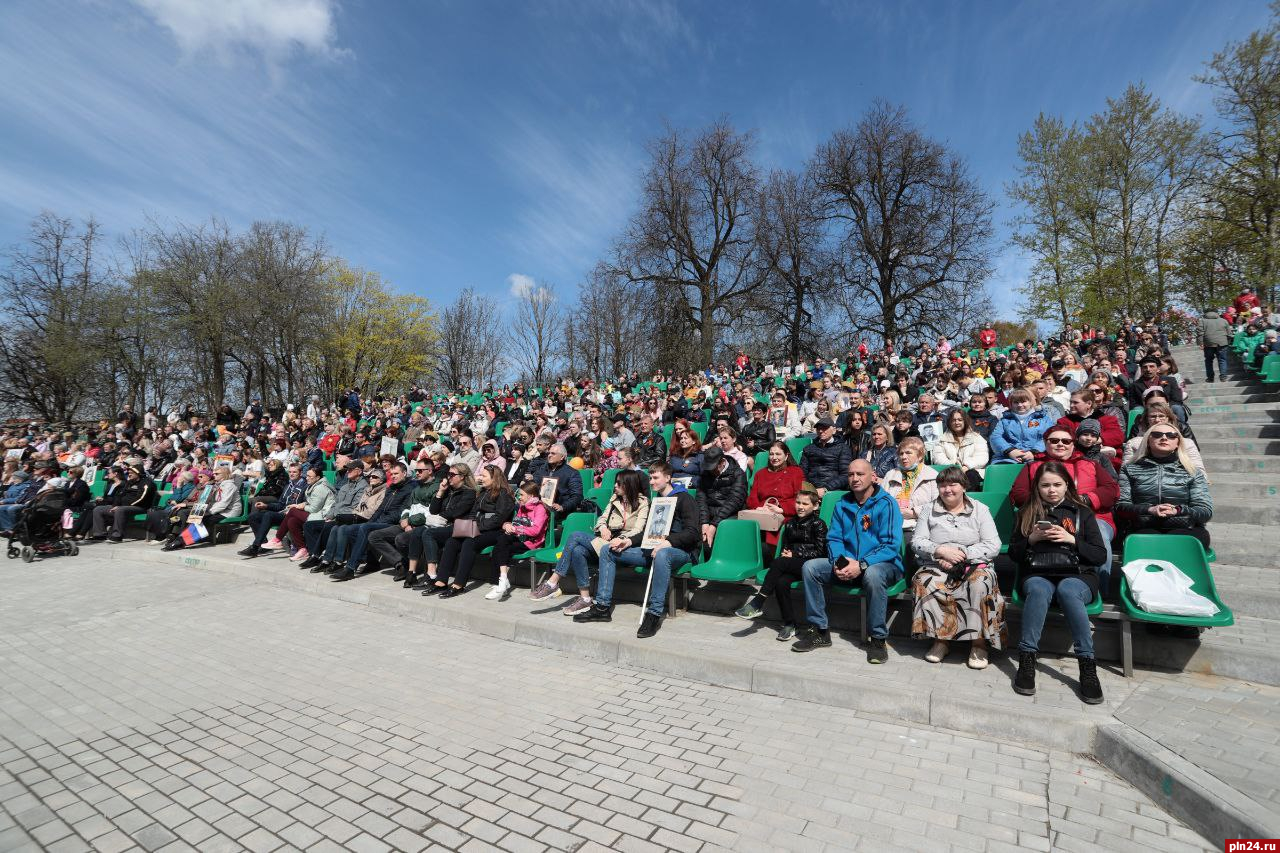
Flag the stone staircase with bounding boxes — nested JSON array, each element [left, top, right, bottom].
[[1164, 344, 1280, 673]]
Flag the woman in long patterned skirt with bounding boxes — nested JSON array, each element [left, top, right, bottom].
[[910, 466, 1007, 669]]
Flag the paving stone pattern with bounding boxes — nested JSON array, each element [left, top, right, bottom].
[[0, 558, 1211, 852]]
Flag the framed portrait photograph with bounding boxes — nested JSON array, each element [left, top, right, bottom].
[[539, 476, 559, 504], [641, 496, 677, 549]]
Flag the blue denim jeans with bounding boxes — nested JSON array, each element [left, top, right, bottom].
[[1096, 518, 1115, 595], [801, 558, 902, 638], [552, 530, 596, 588], [1018, 575, 1095, 658], [1204, 345, 1228, 381], [597, 544, 691, 617], [344, 521, 392, 570]]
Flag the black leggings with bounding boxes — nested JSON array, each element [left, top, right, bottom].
[[755, 555, 807, 624], [490, 530, 530, 569]]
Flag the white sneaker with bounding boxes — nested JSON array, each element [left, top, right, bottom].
[[485, 579, 511, 601], [968, 644, 989, 670]]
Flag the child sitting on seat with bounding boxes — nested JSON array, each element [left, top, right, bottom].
[[734, 487, 828, 641]]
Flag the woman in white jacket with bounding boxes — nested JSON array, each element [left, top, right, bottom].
[[930, 409, 989, 491]]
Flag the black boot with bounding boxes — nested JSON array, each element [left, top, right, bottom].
[[392, 562, 408, 582], [1014, 650, 1037, 695], [1078, 656, 1104, 705], [402, 572, 417, 589], [636, 612, 663, 638]]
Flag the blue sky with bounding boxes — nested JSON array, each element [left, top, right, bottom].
[[0, 0, 1271, 319]]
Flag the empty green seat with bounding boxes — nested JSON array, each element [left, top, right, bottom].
[[690, 421, 709, 442], [1117, 534, 1233, 628], [969, 491, 1014, 554], [818, 490, 848, 525], [785, 437, 812, 460], [684, 519, 763, 583], [981, 463, 1024, 496]]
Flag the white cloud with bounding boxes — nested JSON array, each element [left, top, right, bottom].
[[507, 273, 536, 298], [129, 0, 343, 61]]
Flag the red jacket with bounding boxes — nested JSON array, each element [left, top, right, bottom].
[[746, 463, 805, 545], [1234, 293, 1261, 315], [1054, 412, 1124, 467], [978, 328, 996, 348], [1009, 453, 1117, 529]]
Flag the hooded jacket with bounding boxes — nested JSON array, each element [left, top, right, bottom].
[[989, 408, 1054, 462], [826, 486, 904, 570], [329, 474, 368, 519]]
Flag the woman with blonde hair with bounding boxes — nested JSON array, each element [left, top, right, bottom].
[[1117, 424, 1213, 551]]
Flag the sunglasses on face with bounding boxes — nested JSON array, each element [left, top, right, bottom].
[[1046, 437, 1074, 445], [1150, 431, 1179, 440]]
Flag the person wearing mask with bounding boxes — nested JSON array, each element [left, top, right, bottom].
[[910, 467, 1004, 669], [881, 437, 939, 536], [572, 463, 696, 639], [1009, 461, 1108, 705], [792, 460, 903, 662]]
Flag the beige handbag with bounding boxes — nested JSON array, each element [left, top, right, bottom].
[[737, 497, 785, 532]]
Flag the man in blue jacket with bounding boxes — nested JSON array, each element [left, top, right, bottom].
[[793, 459, 903, 663]]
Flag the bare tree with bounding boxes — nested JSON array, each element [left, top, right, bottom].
[[813, 102, 995, 346], [614, 120, 764, 370], [0, 213, 112, 425], [754, 168, 834, 362], [510, 281, 557, 387], [435, 287, 506, 392]]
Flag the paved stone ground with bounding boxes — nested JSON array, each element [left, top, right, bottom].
[[0, 557, 1213, 853]]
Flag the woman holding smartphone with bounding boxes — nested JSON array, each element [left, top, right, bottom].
[[1007, 460, 1108, 705]]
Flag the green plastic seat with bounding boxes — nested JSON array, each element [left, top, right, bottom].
[[586, 468, 620, 508], [690, 421, 709, 442], [785, 437, 812, 460], [1117, 534, 1233, 627], [526, 512, 596, 567], [969, 491, 1013, 554], [818, 490, 848, 525], [685, 519, 763, 583], [578, 468, 594, 496], [88, 470, 106, 499], [981, 463, 1024, 496], [1127, 407, 1143, 435], [752, 451, 769, 475], [219, 494, 250, 525], [1260, 354, 1280, 384], [661, 423, 675, 446], [494, 420, 508, 435]]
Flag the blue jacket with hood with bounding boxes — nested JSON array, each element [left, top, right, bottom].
[[989, 407, 1053, 463], [826, 486, 903, 571]]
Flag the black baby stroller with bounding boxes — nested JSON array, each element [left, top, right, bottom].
[[6, 489, 77, 562]]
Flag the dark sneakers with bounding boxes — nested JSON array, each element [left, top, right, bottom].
[[238, 546, 261, 558], [866, 637, 888, 664], [791, 627, 831, 652], [573, 603, 614, 623], [1078, 656, 1104, 705], [1014, 650, 1037, 695], [637, 612, 663, 638]]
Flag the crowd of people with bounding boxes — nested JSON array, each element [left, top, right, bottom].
[[4, 299, 1270, 705]]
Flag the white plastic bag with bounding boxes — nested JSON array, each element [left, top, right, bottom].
[[1121, 559, 1218, 617]]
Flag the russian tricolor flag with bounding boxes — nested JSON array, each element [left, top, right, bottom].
[[180, 523, 208, 546]]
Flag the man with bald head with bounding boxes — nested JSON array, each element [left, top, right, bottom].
[[792, 459, 904, 663]]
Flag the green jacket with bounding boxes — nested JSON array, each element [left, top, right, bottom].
[[1117, 455, 1212, 528]]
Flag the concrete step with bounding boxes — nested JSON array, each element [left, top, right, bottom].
[[1190, 423, 1280, 440], [1209, 564, 1280, 620], [1193, 410, 1280, 425], [1209, 499, 1280, 525], [1189, 402, 1280, 417], [1205, 474, 1280, 498], [1204, 523, 1280, 565], [1194, 455, 1280, 473], [1195, 439, 1280, 456], [1185, 390, 1280, 406]]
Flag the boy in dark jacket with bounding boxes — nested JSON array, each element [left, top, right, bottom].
[[735, 488, 828, 641]]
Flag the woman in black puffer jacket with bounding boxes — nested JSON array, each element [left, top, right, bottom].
[[733, 487, 828, 642], [406, 464, 476, 589]]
